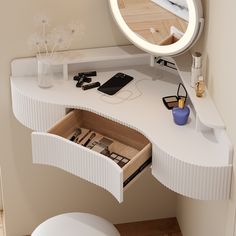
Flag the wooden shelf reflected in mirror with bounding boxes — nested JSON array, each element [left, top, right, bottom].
[[118, 0, 188, 45]]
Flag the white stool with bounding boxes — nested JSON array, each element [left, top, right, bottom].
[[32, 213, 120, 236]]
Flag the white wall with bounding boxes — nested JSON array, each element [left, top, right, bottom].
[[177, 0, 236, 235], [2, 0, 234, 235], [0, 1, 177, 236]]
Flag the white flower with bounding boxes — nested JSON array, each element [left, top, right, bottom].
[[67, 22, 85, 37], [34, 15, 50, 55], [68, 22, 79, 36], [50, 27, 71, 50], [34, 15, 50, 27], [28, 16, 85, 56], [28, 33, 43, 49]]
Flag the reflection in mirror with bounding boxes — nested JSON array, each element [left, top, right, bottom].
[[118, 0, 189, 45]]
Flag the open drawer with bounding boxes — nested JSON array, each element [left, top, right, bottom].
[[32, 109, 152, 202]]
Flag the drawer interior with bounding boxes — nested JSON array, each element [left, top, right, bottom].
[[48, 109, 151, 182]]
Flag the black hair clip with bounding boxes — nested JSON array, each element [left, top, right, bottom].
[[162, 83, 188, 110]]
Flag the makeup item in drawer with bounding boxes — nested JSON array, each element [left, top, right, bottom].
[[99, 137, 113, 147], [79, 131, 97, 146], [67, 128, 90, 143], [83, 132, 96, 147], [68, 128, 81, 142], [90, 144, 110, 157], [88, 137, 113, 149], [87, 136, 113, 155], [109, 152, 130, 168], [75, 129, 91, 143], [90, 143, 105, 153]]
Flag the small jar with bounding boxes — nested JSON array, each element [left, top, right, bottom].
[[172, 99, 190, 126], [195, 76, 205, 97]]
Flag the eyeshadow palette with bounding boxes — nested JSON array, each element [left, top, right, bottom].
[[109, 152, 130, 168], [162, 83, 188, 110]]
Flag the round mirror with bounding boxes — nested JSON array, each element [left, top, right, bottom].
[[109, 0, 204, 56]]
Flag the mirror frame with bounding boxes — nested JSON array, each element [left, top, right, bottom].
[[109, 0, 204, 56]]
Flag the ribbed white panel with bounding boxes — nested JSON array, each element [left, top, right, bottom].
[[152, 144, 232, 200], [32, 132, 123, 202], [11, 81, 65, 131]]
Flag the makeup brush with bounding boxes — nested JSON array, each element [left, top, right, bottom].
[[70, 128, 82, 142], [83, 132, 96, 147]]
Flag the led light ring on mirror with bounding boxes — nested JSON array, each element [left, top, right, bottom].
[[109, 0, 203, 56]]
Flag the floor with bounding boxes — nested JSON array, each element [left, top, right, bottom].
[[118, 0, 188, 45], [115, 217, 182, 236]]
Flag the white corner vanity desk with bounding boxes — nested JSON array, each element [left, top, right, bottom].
[[10, 45, 233, 203], [10, 0, 233, 204]]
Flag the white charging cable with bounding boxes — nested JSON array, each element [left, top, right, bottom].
[[100, 79, 147, 105]]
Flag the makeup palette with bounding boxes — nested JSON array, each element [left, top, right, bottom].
[[67, 128, 133, 168], [109, 153, 130, 168], [162, 83, 188, 110]]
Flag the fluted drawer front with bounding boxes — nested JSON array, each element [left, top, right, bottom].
[[152, 144, 232, 200], [32, 132, 123, 202], [11, 81, 65, 131], [31, 109, 151, 203]]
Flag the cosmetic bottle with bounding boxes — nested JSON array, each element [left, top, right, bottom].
[[191, 52, 202, 88], [195, 76, 205, 97], [172, 99, 190, 126]]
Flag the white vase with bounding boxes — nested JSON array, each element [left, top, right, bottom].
[[37, 60, 53, 88]]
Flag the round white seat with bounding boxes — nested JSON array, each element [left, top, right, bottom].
[[32, 213, 120, 236]]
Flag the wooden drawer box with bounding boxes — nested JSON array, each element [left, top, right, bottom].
[[32, 109, 152, 202]]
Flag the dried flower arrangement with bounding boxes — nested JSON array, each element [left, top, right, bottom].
[[28, 15, 84, 57]]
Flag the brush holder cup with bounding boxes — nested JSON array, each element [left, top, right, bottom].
[[37, 59, 54, 88]]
